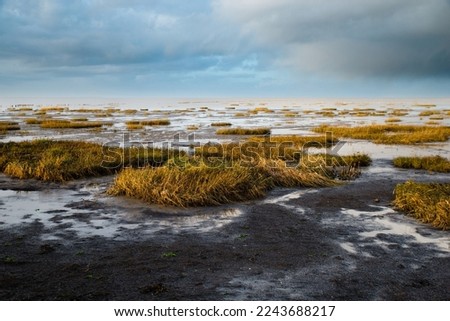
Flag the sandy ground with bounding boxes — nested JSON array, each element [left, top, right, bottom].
[[1, 161, 449, 300]]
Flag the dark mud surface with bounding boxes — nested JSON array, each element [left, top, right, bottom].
[[0, 164, 449, 300]]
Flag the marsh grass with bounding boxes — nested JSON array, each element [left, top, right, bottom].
[[216, 128, 271, 135], [126, 119, 171, 126], [393, 155, 450, 173], [389, 110, 409, 116], [25, 118, 43, 124], [393, 181, 450, 229], [415, 104, 437, 108], [126, 123, 144, 130], [419, 110, 441, 117], [40, 106, 66, 112], [211, 122, 232, 127], [247, 135, 337, 148], [108, 159, 336, 207], [385, 117, 402, 123], [0, 121, 20, 131], [0, 140, 174, 182], [313, 124, 450, 144], [140, 119, 170, 126], [40, 120, 104, 129]]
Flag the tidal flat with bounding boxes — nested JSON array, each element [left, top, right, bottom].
[[0, 97, 449, 300]]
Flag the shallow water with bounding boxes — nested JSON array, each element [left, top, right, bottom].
[[0, 187, 245, 241], [0, 97, 449, 242]]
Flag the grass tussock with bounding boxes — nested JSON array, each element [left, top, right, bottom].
[[25, 118, 43, 124], [108, 159, 336, 207], [393, 181, 450, 229], [39, 106, 66, 112], [125, 119, 171, 126], [0, 121, 20, 131], [40, 120, 104, 129], [415, 104, 436, 108], [126, 123, 144, 130], [0, 140, 175, 182], [247, 135, 337, 148], [211, 122, 232, 127], [216, 128, 271, 136], [393, 155, 450, 173], [313, 124, 450, 144], [385, 117, 402, 123], [419, 110, 441, 117], [140, 119, 170, 126]]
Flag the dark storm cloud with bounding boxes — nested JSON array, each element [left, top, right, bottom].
[[0, 0, 239, 72], [1, 0, 449, 96], [216, 0, 450, 78]]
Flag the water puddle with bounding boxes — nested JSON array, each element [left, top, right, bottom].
[[340, 206, 450, 253], [0, 188, 245, 240]]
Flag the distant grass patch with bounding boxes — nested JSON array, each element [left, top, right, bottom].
[[126, 123, 144, 130], [70, 108, 105, 113], [0, 140, 175, 182], [415, 104, 436, 108], [393, 181, 450, 229], [313, 124, 450, 144], [0, 121, 20, 131], [25, 118, 43, 124], [108, 159, 336, 207], [248, 135, 337, 148], [211, 122, 232, 127], [39, 106, 66, 112], [419, 110, 441, 117], [140, 119, 170, 126], [393, 155, 450, 173], [216, 128, 271, 135], [385, 117, 402, 123], [125, 119, 170, 126], [40, 120, 104, 129]]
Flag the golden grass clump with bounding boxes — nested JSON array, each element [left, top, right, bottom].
[[419, 110, 441, 117], [211, 122, 232, 127], [140, 119, 170, 126], [70, 108, 105, 113], [247, 135, 337, 148], [216, 127, 271, 135], [0, 140, 175, 182], [126, 123, 144, 130], [0, 121, 20, 131], [39, 106, 66, 112], [126, 119, 171, 126], [385, 117, 402, 123], [25, 118, 43, 124], [108, 163, 271, 207], [40, 120, 104, 129], [108, 159, 336, 207], [415, 104, 436, 108], [393, 181, 450, 229], [393, 155, 450, 173], [313, 124, 450, 144]]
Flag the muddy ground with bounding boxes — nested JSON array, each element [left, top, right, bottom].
[[0, 161, 449, 300]]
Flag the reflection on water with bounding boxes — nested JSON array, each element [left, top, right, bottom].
[[341, 206, 450, 253], [0, 189, 245, 240]]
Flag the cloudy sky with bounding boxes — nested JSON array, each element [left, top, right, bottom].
[[0, 0, 449, 97]]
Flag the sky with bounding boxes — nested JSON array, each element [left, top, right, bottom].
[[0, 0, 449, 98]]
